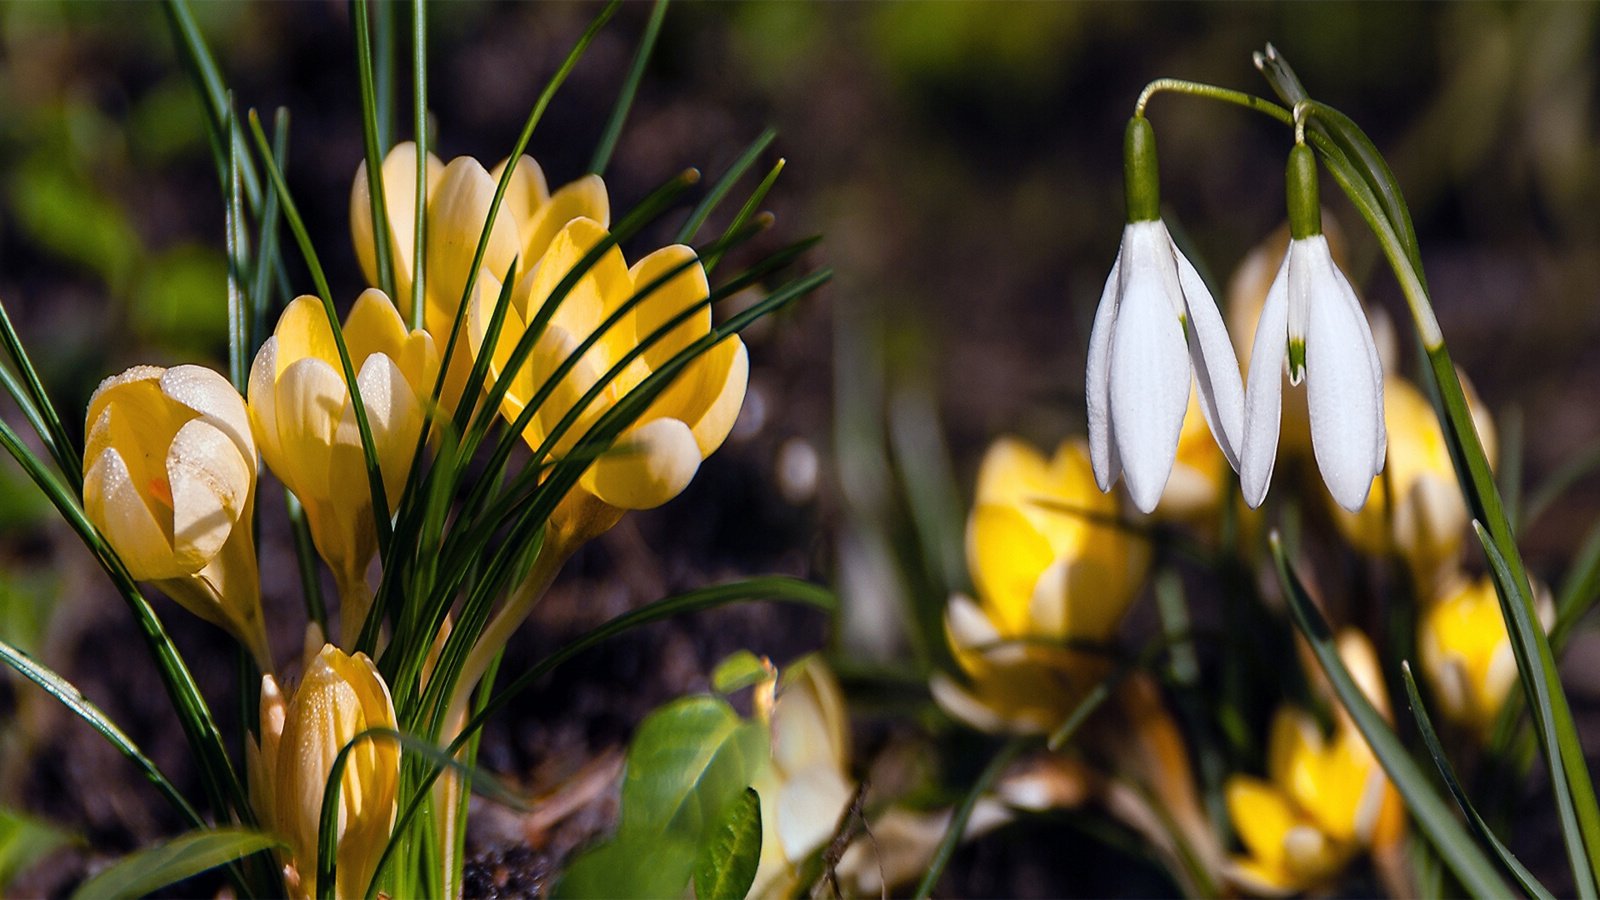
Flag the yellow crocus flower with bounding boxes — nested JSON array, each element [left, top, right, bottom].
[[466, 216, 748, 513], [251, 642, 399, 899], [931, 437, 1149, 733], [82, 364, 270, 668], [1418, 576, 1546, 738], [1225, 630, 1405, 895], [247, 290, 438, 639], [350, 141, 445, 322], [1330, 374, 1495, 591], [749, 657, 855, 900]]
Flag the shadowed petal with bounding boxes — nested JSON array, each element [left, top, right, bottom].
[[1240, 256, 1290, 507], [1170, 236, 1244, 470], [1086, 243, 1122, 491]]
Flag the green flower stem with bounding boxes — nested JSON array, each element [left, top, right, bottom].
[[410, 0, 428, 331], [356, 0, 399, 301], [1134, 78, 1293, 126]]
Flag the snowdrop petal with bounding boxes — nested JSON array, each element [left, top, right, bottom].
[[1109, 245, 1190, 514], [1240, 256, 1290, 508], [1086, 245, 1122, 491], [1306, 250, 1385, 512], [1170, 236, 1244, 470]]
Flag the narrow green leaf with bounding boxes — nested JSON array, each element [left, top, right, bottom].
[[409, 0, 429, 330], [712, 651, 770, 695], [1473, 521, 1600, 896], [693, 787, 762, 900], [71, 829, 281, 900], [676, 127, 777, 244], [355, 0, 399, 300], [1269, 534, 1510, 899], [912, 736, 1029, 900], [1553, 517, 1600, 653], [286, 489, 328, 638], [1523, 438, 1600, 534], [247, 110, 393, 557], [223, 99, 249, 391], [589, 0, 668, 176], [1401, 662, 1553, 899], [0, 638, 201, 829], [706, 158, 784, 274], [249, 108, 290, 342], [0, 298, 79, 491]]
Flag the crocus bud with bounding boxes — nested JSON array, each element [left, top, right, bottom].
[[749, 657, 854, 899], [250, 644, 399, 899], [248, 290, 438, 639], [931, 438, 1150, 733], [83, 364, 270, 668], [467, 217, 747, 518], [350, 141, 445, 322], [1418, 576, 1547, 739]]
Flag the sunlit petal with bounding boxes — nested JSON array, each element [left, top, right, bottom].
[[1240, 255, 1290, 507], [1170, 235, 1244, 470]]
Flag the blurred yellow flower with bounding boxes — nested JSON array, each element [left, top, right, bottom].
[[82, 364, 270, 668], [931, 437, 1149, 733], [1419, 576, 1546, 739], [467, 216, 748, 513], [1225, 631, 1404, 895], [248, 290, 438, 638], [251, 643, 399, 900], [749, 656, 854, 899], [1330, 374, 1495, 590]]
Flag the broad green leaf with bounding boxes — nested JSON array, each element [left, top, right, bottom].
[[0, 809, 70, 892], [554, 834, 696, 899], [693, 787, 762, 900], [712, 651, 771, 695], [71, 828, 281, 900], [621, 696, 769, 841]]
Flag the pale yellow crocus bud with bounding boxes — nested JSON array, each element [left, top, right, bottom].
[[1331, 374, 1495, 592], [420, 154, 608, 414], [248, 291, 439, 641], [749, 657, 855, 900], [250, 643, 399, 900], [467, 217, 748, 515], [931, 437, 1149, 733], [350, 141, 445, 323], [1225, 630, 1405, 895], [1419, 576, 1549, 739], [82, 364, 270, 668]]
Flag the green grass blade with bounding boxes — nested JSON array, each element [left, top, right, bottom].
[[162, 0, 262, 209], [676, 128, 776, 244], [1401, 662, 1553, 899], [1522, 438, 1600, 533], [355, 0, 399, 300], [0, 638, 202, 830], [1269, 534, 1511, 899], [0, 419, 248, 825], [705, 158, 784, 274], [72, 829, 281, 900], [912, 736, 1029, 900], [287, 490, 329, 637], [588, 0, 668, 176], [250, 109, 290, 343], [0, 298, 80, 491], [367, 577, 834, 898], [410, 0, 428, 330], [1553, 518, 1600, 653], [223, 100, 250, 391], [1473, 521, 1600, 895], [247, 110, 393, 556]]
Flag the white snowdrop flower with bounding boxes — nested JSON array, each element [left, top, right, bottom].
[[1087, 117, 1245, 514], [1240, 144, 1385, 512]]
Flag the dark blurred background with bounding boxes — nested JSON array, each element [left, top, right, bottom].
[[0, 2, 1598, 895]]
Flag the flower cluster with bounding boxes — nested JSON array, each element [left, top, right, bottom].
[[1090, 126, 1386, 515]]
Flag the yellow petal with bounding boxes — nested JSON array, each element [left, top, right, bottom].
[[775, 765, 852, 862], [580, 416, 701, 509], [160, 365, 256, 469], [344, 288, 412, 370], [1225, 776, 1293, 876], [247, 339, 284, 467], [489, 154, 551, 245], [966, 503, 1053, 636], [645, 337, 748, 458], [342, 352, 425, 509], [273, 295, 343, 376], [523, 217, 630, 353], [629, 244, 711, 370], [167, 418, 251, 570], [772, 658, 849, 775], [974, 436, 1050, 511], [520, 174, 610, 266], [270, 356, 346, 501], [84, 446, 183, 579], [425, 156, 521, 340], [350, 141, 444, 318]]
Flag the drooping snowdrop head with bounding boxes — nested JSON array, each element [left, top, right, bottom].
[[1086, 117, 1245, 514], [1240, 144, 1386, 513]]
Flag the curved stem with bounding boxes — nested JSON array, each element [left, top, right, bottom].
[[1134, 78, 1293, 126]]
